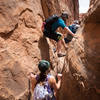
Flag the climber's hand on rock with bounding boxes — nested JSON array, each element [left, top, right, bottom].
[[30, 72, 35, 77], [57, 73, 62, 80], [73, 34, 78, 39], [28, 72, 35, 79]]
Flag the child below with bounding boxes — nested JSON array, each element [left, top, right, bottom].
[[30, 60, 62, 100]]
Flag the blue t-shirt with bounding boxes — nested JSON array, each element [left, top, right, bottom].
[[68, 24, 79, 33], [51, 18, 66, 32]]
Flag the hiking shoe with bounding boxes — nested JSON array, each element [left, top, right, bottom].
[[57, 53, 66, 57]]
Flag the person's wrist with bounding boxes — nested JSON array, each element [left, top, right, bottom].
[[73, 34, 75, 37], [57, 73, 62, 80]]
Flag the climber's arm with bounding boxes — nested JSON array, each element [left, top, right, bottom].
[[64, 26, 75, 37], [49, 74, 62, 91], [29, 73, 37, 91]]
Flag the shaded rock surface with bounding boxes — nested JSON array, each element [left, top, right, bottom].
[[0, 0, 79, 100], [58, 0, 100, 100]]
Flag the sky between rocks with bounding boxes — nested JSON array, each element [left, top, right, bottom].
[[79, 0, 90, 13]]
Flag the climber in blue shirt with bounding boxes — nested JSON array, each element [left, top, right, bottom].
[[64, 20, 80, 44], [42, 12, 77, 57]]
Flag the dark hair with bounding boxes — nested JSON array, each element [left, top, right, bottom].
[[37, 60, 50, 83], [37, 72, 47, 83]]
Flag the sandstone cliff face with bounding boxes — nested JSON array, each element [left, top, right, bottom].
[[41, 0, 79, 22], [58, 0, 100, 100], [0, 0, 79, 100], [90, 0, 97, 6], [58, 0, 79, 20], [0, 0, 44, 99]]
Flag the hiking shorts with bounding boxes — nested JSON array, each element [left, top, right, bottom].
[[43, 29, 62, 42]]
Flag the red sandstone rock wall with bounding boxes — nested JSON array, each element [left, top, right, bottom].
[[0, 0, 79, 100], [41, 0, 79, 23], [58, 0, 100, 100], [90, 0, 97, 6], [58, 0, 79, 20], [0, 0, 44, 99]]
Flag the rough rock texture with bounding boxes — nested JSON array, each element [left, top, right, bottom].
[[0, 0, 44, 99], [58, 0, 100, 100], [41, 0, 79, 25], [41, 0, 79, 19], [0, 0, 79, 100], [58, 0, 79, 20], [83, 0, 100, 89], [79, 13, 86, 21], [90, 0, 97, 6]]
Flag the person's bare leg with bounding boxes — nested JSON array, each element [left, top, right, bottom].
[[61, 39, 68, 50], [57, 39, 66, 57]]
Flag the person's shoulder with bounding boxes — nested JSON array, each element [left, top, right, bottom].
[[58, 18, 64, 22], [47, 73, 54, 78], [48, 74, 55, 83]]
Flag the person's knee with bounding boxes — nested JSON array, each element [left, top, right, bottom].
[[58, 36, 62, 41]]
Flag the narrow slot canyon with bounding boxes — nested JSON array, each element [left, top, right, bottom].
[[0, 0, 100, 100]]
